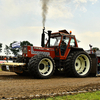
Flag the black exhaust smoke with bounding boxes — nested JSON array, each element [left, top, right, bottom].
[[40, 0, 50, 28]]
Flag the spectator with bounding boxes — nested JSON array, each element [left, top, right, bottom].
[[93, 49, 96, 55], [4, 56, 7, 60]]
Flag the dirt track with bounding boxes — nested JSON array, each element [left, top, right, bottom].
[[0, 71, 100, 99]]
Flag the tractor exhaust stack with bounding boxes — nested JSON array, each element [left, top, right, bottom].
[[48, 30, 52, 47], [41, 27, 45, 47]]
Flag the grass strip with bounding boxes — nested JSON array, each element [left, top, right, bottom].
[[32, 91, 100, 100]]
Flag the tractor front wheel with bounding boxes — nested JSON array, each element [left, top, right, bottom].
[[28, 54, 55, 79]]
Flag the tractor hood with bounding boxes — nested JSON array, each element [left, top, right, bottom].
[[22, 46, 55, 58]]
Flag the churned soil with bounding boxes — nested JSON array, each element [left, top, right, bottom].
[[0, 71, 100, 99]]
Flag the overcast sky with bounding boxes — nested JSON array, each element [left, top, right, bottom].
[[0, 0, 100, 55]]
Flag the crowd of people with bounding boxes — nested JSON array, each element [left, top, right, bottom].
[[0, 56, 16, 60]]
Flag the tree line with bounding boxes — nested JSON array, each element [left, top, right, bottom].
[[0, 41, 33, 56]]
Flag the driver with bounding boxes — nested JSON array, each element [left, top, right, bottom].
[[61, 40, 67, 55], [61, 40, 66, 46]]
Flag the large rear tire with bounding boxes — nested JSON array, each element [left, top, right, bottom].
[[28, 54, 55, 79], [65, 51, 92, 77]]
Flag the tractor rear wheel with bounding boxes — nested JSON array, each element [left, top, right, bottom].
[[65, 51, 92, 77], [28, 54, 55, 79]]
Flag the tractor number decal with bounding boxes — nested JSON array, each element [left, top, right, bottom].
[[31, 47, 50, 55]]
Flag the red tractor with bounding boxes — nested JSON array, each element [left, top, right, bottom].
[[1, 28, 97, 78]]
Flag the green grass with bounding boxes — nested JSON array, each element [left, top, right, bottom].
[[0, 66, 2, 71], [32, 91, 100, 100]]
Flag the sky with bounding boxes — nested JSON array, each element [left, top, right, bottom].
[[0, 0, 100, 55]]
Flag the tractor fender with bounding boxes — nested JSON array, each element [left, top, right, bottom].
[[89, 54, 97, 76], [68, 47, 84, 51]]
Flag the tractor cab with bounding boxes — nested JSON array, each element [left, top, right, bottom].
[[44, 30, 78, 59]]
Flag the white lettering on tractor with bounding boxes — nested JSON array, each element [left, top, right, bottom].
[[31, 47, 50, 55]]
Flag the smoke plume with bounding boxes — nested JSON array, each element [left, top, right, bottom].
[[41, 0, 50, 27]]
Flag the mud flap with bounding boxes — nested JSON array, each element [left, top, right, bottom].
[[89, 54, 97, 76]]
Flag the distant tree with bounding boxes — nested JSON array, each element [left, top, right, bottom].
[[0, 43, 2, 52], [9, 41, 33, 56], [9, 41, 20, 56], [19, 41, 33, 53], [4, 45, 11, 56], [21, 41, 33, 47], [92, 47, 99, 51], [19, 41, 33, 50]]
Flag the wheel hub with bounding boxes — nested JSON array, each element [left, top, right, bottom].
[[75, 54, 90, 76], [38, 58, 53, 76], [39, 64, 44, 70], [76, 62, 78, 66]]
